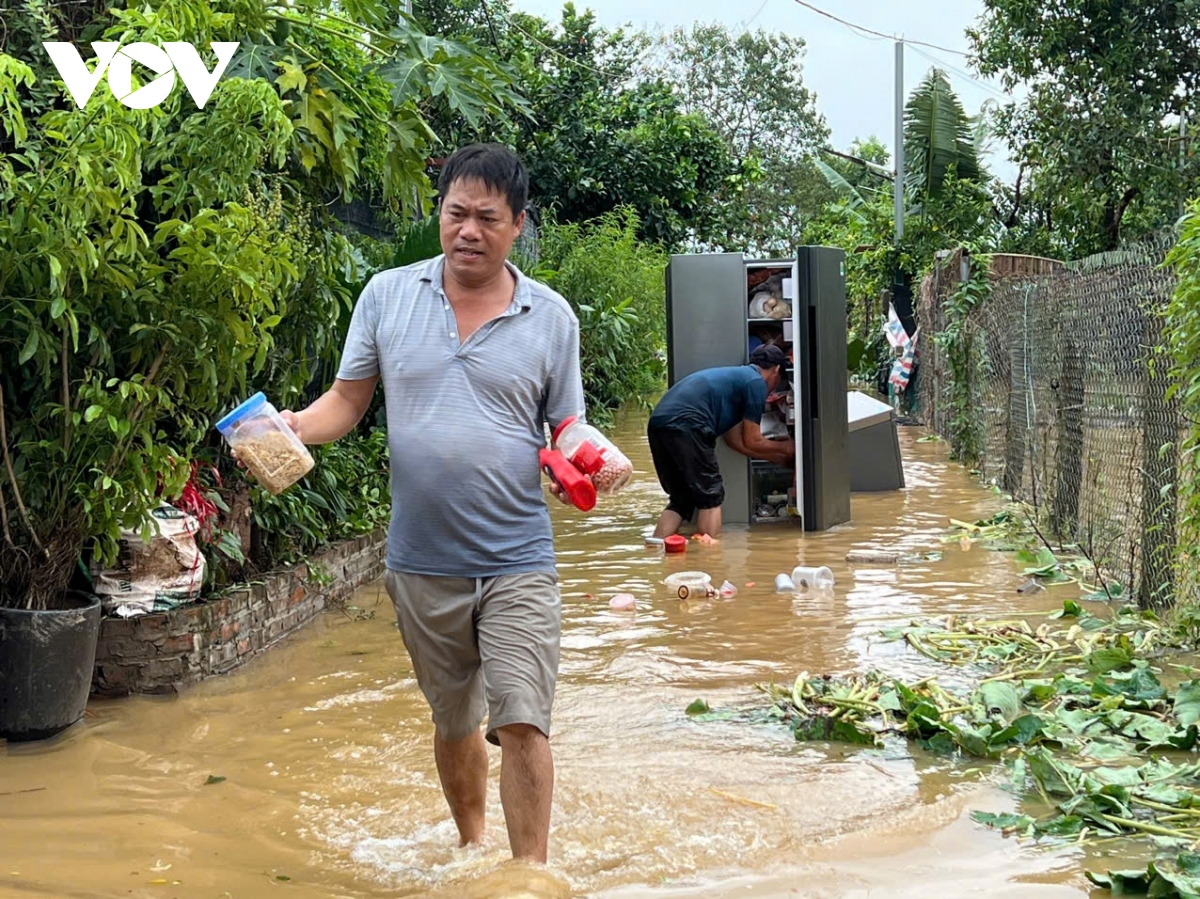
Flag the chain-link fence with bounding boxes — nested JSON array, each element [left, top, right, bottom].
[[920, 233, 1183, 606]]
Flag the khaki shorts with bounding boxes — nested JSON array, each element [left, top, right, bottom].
[[384, 569, 561, 745]]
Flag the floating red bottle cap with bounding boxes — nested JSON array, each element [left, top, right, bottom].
[[664, 535, 687, 554]]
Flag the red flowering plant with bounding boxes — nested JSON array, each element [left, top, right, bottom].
[[172, 461, 221, 542], [165, 459, 247, 586]]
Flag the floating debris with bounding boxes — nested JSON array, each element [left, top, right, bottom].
[[845, 550, 901, 565], [689, 601, 1200, 890]]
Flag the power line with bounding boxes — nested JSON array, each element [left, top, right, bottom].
[[741, 0, 771, 30], [909, 45, 1009, 100], [788, 0, 971, 57]]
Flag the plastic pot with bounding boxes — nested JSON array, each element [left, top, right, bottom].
[[0, 592, 102, 742]]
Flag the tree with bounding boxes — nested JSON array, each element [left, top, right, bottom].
[[0, 0, 530, 608], [903, 69, 983, 209], [970, 0, 1200, 252], [656, 23, 830, 253], [823, 136, 891, 194], [412, 1, 736, 247], [807, 72, 996, 337]]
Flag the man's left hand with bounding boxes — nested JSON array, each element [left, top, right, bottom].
[[547, 478, 573, 506]]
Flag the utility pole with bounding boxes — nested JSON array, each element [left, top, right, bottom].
[[403, 0, 423, 220], [1181, 114, 1189, 217], [894, 38, 905, 242]]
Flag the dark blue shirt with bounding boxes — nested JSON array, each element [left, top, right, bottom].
[[649, 365, 767, 437]]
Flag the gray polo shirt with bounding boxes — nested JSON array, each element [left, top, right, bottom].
[[336, 255, 585, 577]]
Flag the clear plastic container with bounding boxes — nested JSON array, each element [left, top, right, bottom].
[[791, 565, 835, 591], [216, 392, 314, 496], [663, 571, 712, 591], [552, 415, 633, 495]]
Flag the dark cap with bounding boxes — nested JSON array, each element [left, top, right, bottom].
[[749, 344, 787, 369]]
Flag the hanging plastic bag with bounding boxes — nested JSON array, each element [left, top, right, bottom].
[[889, 328, 920, 394], [884, 303, 909, 348]]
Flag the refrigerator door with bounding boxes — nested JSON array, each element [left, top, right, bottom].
[[796, 246, 851, 531], [664, 253, 750, 525], [666, 253, 747, 379], [790, 259, 805, 526]]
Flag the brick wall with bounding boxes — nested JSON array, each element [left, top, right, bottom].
[[92, 531, 387, 696]]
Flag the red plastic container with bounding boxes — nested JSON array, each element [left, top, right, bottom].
[[664, 535, 687, 554], [551, 416, 633, 495]]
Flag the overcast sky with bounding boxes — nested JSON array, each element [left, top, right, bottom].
[[508, 0, 1017, 179]]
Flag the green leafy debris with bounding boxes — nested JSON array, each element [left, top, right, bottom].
[[682, 604, 1200, 893]]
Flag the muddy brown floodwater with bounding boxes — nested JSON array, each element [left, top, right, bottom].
[[1, 411, 1122, 898]]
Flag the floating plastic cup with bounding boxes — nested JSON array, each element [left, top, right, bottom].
[[791, 566, 835, 591], [609, 593, 637, 611], [775, 573, 797, 593], [216, 392, 314, 495]]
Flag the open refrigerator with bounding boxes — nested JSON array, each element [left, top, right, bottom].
[[664, 247, 851, 530]]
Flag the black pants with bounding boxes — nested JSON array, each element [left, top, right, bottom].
[[647, 425, 724, 521]]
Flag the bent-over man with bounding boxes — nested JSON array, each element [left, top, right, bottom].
[[647, 344, 795, 539]]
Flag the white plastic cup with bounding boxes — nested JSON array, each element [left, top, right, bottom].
[[774, 573, 797, 593], [791, 566, 835, 591]]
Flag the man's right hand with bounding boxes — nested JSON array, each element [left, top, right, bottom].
[[771, 439, 796, 466], [280, 409, 304, 443]]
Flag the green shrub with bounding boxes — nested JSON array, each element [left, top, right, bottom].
[[537, 208, 668, 427], [1164, 201, 1200, 597]]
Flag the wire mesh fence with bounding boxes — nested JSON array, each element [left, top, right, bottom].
[[920, 232, 1183, 606]]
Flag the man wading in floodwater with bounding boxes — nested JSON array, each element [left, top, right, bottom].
[[254, 144, 587, 862]]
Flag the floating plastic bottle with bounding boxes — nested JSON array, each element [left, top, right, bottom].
[[790, 566, 835, 591]]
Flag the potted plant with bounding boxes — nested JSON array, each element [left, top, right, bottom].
[[0, 8, 302, 740], [2, 0, 519, 737]]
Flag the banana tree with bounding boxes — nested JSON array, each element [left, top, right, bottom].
[[903, 67, 985, 214]]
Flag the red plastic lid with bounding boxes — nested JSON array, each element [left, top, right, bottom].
[[551, 415, 579, 445], [664, 535, 687, 553], [572, 441, 605, 475]]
